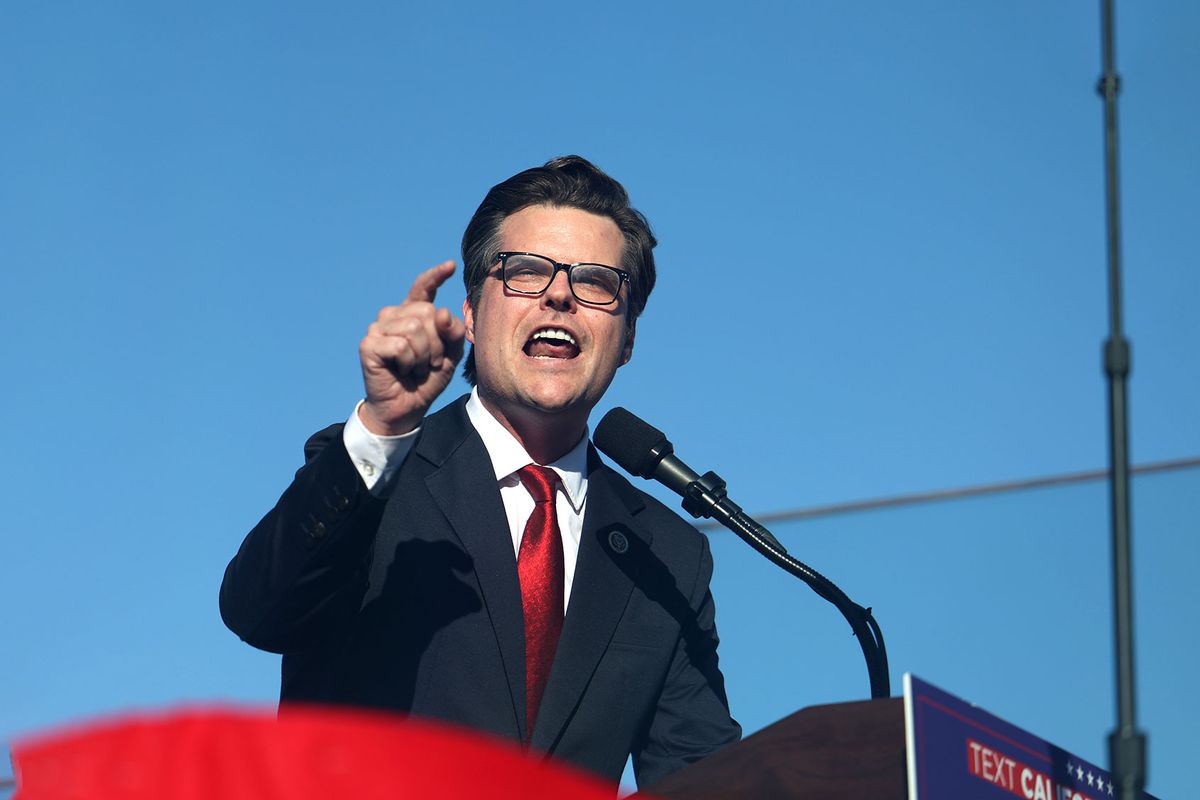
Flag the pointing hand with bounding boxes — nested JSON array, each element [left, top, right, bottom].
[[357, 261, 467, 435]]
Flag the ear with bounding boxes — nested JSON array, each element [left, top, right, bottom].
[[620, 320, 636, 366], [462, 298, 476, 345]]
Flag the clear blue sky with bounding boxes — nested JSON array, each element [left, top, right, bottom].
[[2, 2, 1196, 797]]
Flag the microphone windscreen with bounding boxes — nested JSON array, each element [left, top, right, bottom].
[[594, 407, 669, 477]]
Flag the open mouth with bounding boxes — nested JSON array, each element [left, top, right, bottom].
[[524, 327, 581, 359]]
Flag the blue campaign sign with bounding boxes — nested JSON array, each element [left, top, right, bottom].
[[904, 675, 1159, 800]]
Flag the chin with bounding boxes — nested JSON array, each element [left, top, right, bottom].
[[516, 379, 594, 416], [523, 390, 585, 415]]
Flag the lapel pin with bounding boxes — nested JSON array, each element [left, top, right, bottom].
[[607, 530, 629, 554]]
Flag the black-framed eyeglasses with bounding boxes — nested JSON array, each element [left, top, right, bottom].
[[495, 251, 630, 306]]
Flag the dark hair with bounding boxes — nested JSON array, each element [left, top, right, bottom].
[[460, 155, 657, 384]]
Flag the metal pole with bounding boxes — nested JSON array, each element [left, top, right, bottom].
[[1097, 1, 1146, 798]]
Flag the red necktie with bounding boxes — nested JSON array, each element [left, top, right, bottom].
[[516, 464, 565, 740]]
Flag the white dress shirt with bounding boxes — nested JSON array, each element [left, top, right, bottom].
[[341, 389, 588, 610]]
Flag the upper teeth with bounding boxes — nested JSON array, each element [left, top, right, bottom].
[[532, 329, 576, 346]]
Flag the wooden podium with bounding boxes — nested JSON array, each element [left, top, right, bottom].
[[637, 697, 908, 800]]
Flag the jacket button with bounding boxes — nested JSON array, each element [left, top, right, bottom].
[[310, 521, 327, 539]]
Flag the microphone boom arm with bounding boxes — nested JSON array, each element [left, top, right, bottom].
[[593, 406, 890, 699], [683, 469, 891, 700]]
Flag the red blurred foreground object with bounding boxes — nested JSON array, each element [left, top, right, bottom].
[[11, 706, 636, 799]]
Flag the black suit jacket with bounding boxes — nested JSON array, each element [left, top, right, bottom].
[[220, 396, 740, 786]]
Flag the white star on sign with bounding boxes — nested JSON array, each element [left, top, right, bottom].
[[1107, 780, 1114, 795], [1087, 771, 1095, 786], [1076, 765, 1085, 781]]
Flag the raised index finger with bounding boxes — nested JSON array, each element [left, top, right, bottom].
[[405, 260, 457, 304]]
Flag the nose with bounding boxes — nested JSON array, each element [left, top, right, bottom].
[[541, 267, 576, 310]]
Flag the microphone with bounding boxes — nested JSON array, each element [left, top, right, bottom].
[[593, 407, 701, 497], [594, 407, 776, 545]]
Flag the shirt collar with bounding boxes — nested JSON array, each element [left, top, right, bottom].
[[464, 388, 588, 512]]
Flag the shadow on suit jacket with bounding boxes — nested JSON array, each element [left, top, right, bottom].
[[220, 395, 741, 786]]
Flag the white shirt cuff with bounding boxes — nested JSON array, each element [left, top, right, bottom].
[[342, 400, 419, 495]]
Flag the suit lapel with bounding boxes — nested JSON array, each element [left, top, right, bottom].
[[531, 453, 650, 752], [418, 399, 528, 740]]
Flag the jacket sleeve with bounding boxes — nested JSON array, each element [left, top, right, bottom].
[[219, 424, 388, 654], [632, 533, 742, 786]]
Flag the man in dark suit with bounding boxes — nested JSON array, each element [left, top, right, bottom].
[[220, 156, 740, 787]]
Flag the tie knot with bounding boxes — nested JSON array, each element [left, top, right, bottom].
[[518, 464, 559, 504]]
